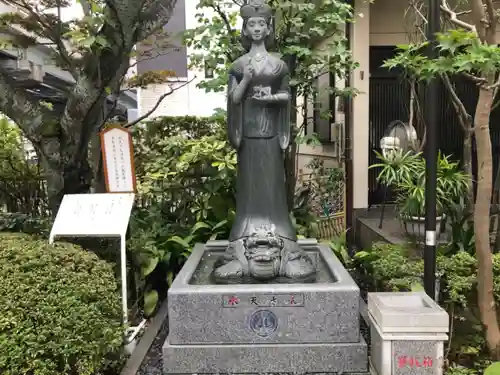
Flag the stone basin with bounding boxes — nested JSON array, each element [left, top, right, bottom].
[[163, 239, 368, 374], [167, 239, 360, 345], [368, 292, 449, 333]]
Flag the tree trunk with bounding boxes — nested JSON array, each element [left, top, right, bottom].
[[89, 131, 107, 193], [473, 86, 500, 359], [38, 136, 93, 217], [463, 129, 475, 209]]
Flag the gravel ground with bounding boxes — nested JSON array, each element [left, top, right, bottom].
[[137, 317, 169, 375], [360, 316, 371, 355]]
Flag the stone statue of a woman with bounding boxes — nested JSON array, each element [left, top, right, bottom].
[[213, 0, 316, 283]]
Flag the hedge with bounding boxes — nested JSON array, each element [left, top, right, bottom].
[[0, 234, 124, 375]]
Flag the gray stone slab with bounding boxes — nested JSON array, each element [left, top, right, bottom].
[[163, 337, 368, 374], [167, 240, 360, 345], [368, 293, 448, 333]]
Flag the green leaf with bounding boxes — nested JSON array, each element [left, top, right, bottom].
[[167, 271, 174, 286], [140, 256, 159, 277], [143, 289, 159, 317], [191, 221, 212, 234], [410, 282, 424, 292], [485, 362, 500, 375], [167, 235, 191, 249], [212, 219, 228, 231]]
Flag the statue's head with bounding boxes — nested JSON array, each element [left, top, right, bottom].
[[244, 225, 283, 280], [240, 0, 273, 50]]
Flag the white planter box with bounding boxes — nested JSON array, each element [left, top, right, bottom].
[[368, 292, 449, 375]]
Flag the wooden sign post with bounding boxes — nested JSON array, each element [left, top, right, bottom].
[[100, 126, 137, 193]]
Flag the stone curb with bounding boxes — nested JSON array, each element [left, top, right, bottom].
[[120, 300, 169, 375]]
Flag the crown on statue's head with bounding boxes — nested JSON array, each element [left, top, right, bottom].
[[240, 0, 272, 21]]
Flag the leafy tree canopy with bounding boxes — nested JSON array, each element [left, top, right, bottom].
[[0, 0, 179, 213], [184, 0, 358, 100]]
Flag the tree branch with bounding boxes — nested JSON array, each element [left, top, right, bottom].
[[4, 0, 78, 78], [138, 0, 177, 40], [485, 0, 497, 24], [213, 3, 238, 45], [484, 0, 498, 42], [124, 77, 195, 128], [0, 68, 47, 142], [442, 73, 473, 133], [469, 0, 488, 40], [129, 48, 179, 69], [487, 75, 500, 91], [440, 0, 477, 33], [464, 72, 488, 85]]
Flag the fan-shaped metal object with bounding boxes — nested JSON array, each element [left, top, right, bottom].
[[380, 120, 419, 158]]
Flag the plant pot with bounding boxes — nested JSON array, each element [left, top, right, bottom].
[[402, 215, 444, 243]]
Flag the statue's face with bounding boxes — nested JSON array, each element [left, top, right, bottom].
[[246, 245, 281, 280], [244, 229, 282, 280], [244, 16, 270, 42]]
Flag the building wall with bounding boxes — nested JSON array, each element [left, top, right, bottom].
[[370, 0, 500, 45], [370, 0, 409, 46], [138, 0, 226, 118]]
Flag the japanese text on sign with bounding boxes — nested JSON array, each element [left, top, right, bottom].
[[49, 193, 135, 240], [222, 294, 304, 308], [100, 127, 136, 193]]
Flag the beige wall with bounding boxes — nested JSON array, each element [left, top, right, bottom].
[[370, 0, 500, 45], [351, 0, 370, 209], [370, 0, 409, 46], [296, 0, 371, 209]]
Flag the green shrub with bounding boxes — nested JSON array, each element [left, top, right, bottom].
[[0, 213, 51, 237], [0, 117, 47, 215], [0, 235, 124, 375], [130, 116, 236, 308], [349, 241, 500, 372]]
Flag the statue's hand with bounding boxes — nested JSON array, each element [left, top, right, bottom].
[[252, 95, 276, 102], [243, 64, 254, 81]]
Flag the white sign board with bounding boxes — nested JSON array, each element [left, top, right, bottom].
[[100, 127, 136, 193], [49, 193, 135, 326], [49, 193, 135, 241]]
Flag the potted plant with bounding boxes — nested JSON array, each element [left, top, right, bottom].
[[372, 150, 469, 241]]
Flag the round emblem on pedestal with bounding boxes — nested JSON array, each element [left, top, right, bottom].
[[249, 310, 278, 337]]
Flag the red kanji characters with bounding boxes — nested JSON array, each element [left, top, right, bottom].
[[397, 355, 434, 368], [398, 356, 407, 368], [227, 296, 239, 306], [423, 356, 433, 367]]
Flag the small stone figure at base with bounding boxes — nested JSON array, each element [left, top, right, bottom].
[[213, 225, 315, 283], [212, 0, 317, 283]]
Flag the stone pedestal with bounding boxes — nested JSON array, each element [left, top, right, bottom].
[[163, 239, 368, 374], [368, 292, 449, 375]]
